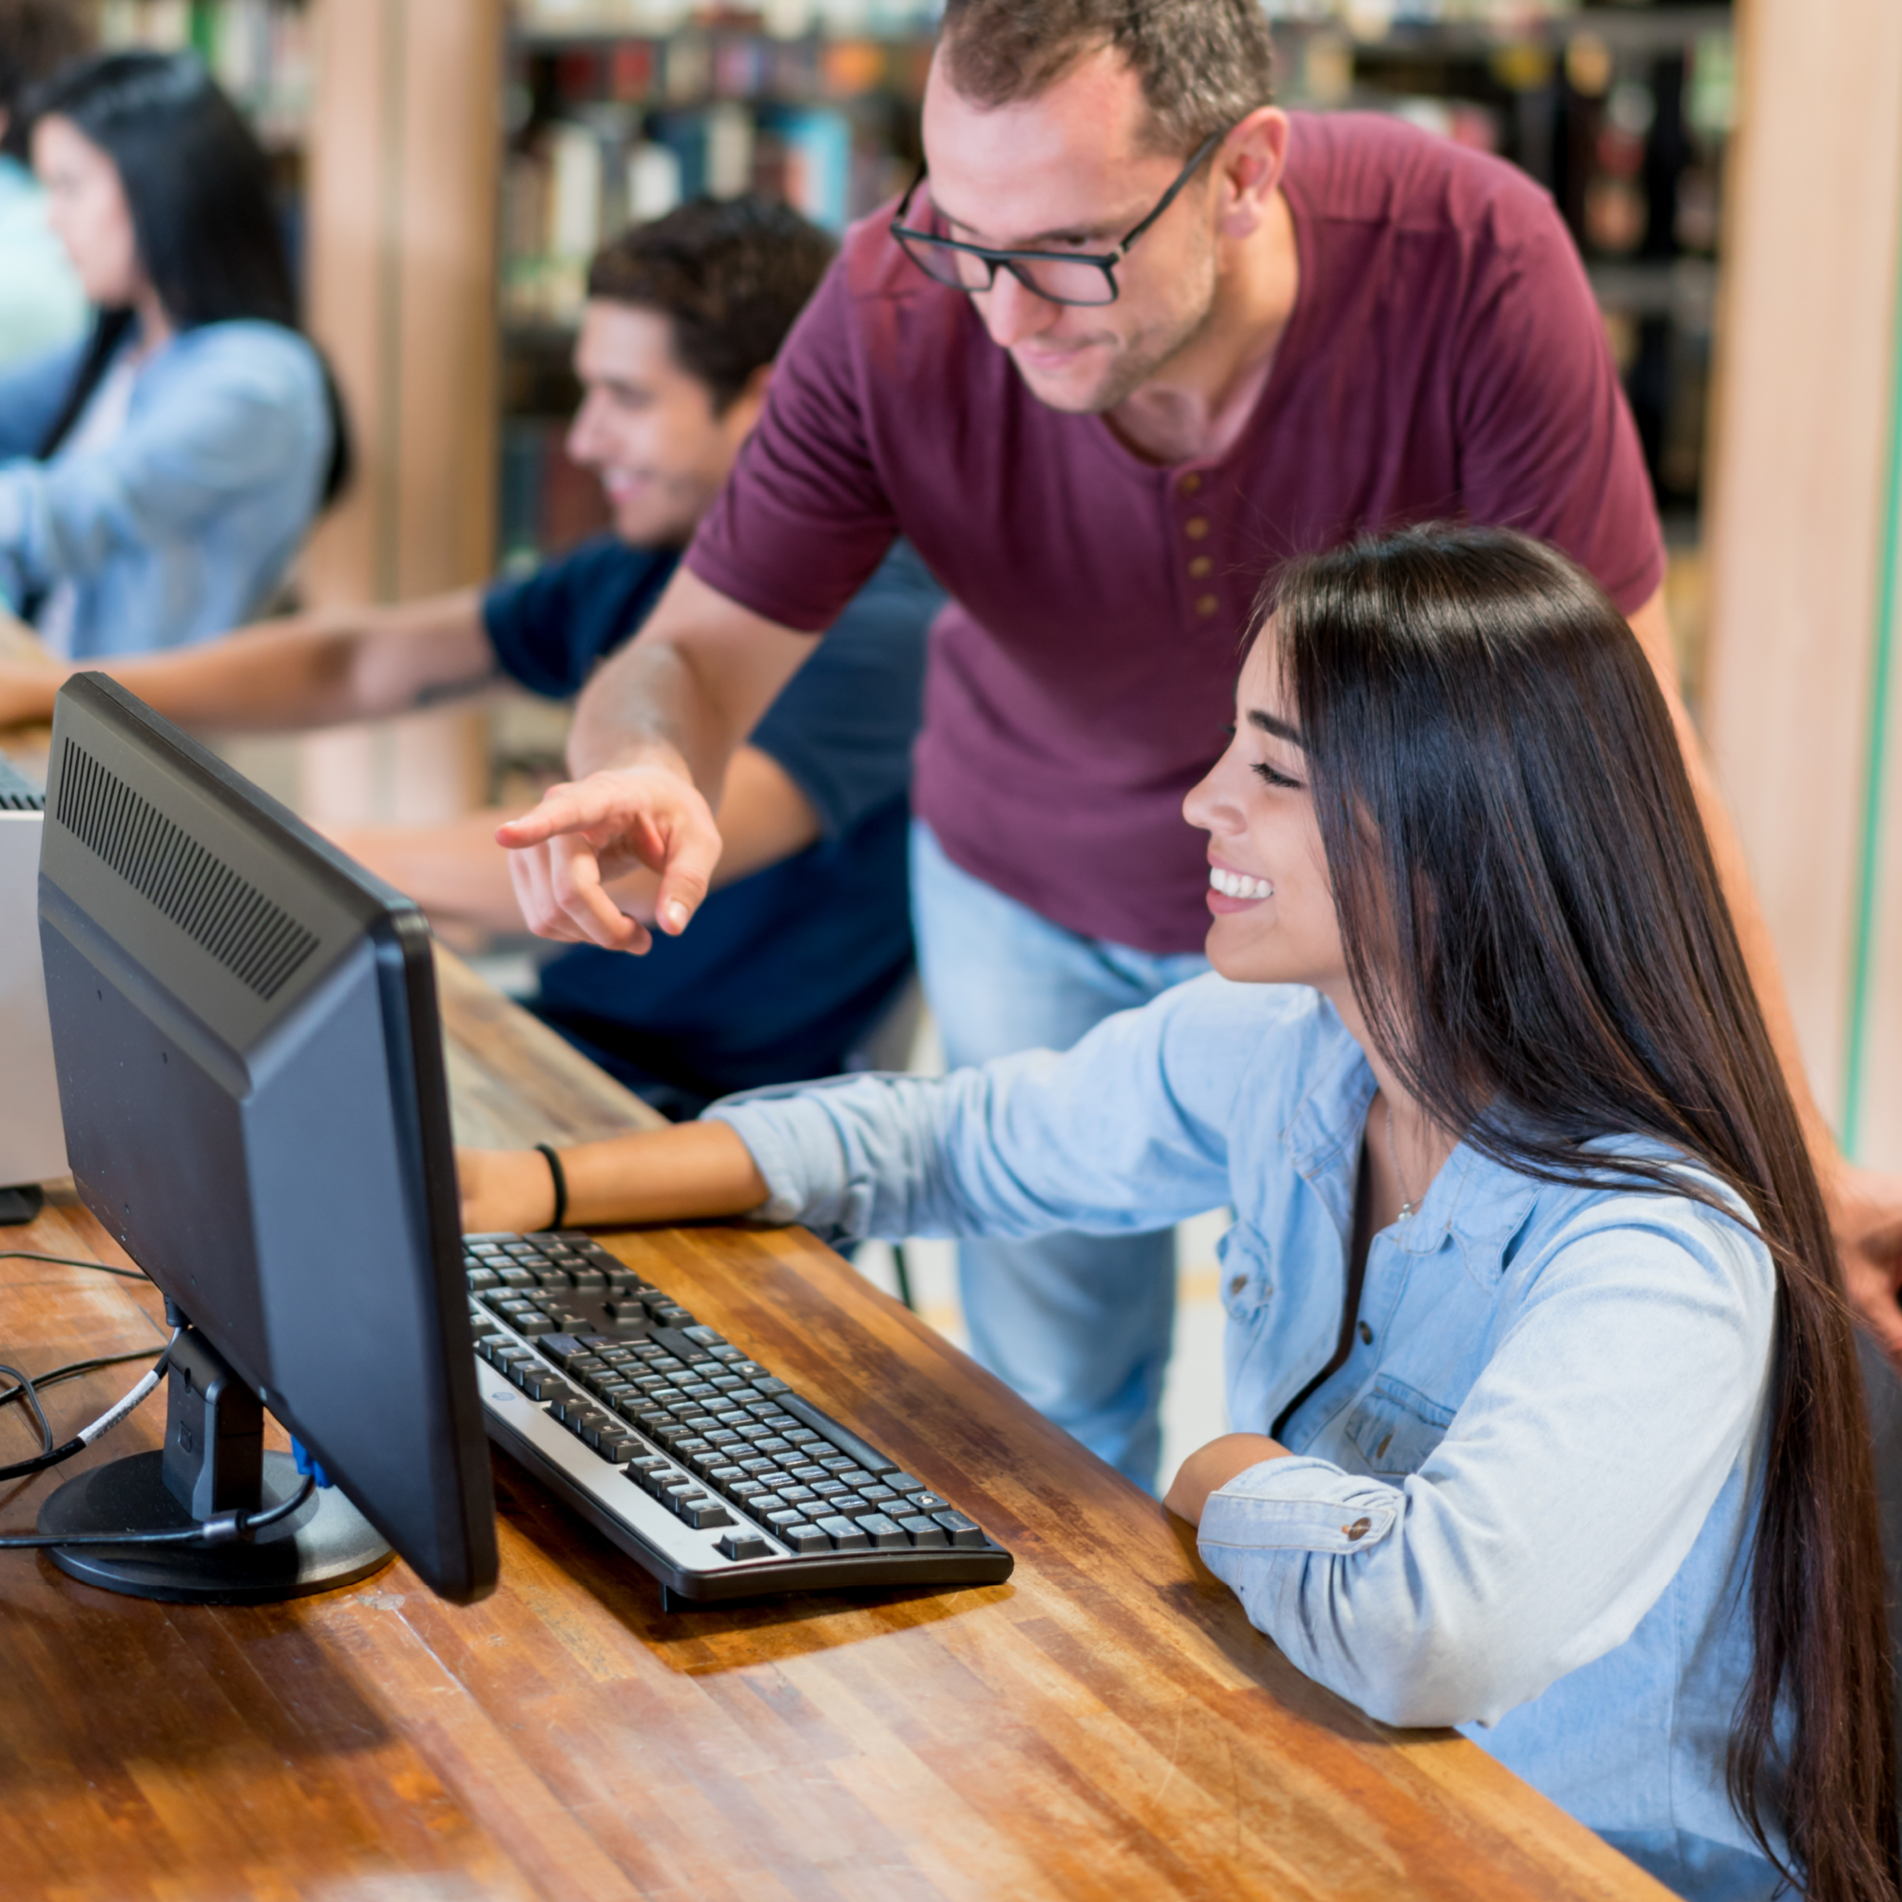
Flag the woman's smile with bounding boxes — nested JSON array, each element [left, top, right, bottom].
[[1207, 857, 1274, 911]]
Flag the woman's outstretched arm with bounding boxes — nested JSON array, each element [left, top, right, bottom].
[[460, 1121, 768, 1234]]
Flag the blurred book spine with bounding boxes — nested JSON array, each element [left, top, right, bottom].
[[98, 0, 311, 147]]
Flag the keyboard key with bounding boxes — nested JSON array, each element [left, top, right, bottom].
[[536, 1333, 589, 1367], [781, 1523, 830, 1554], [568, 1268, 606, 1292], [898, 1515, 948, 1547], [716, 1533, 774, 1561], [515, 1314, 554, 1336], [816, 1515, 871, 1552], [750, 1377, 791, 1396], [466, 1267, 499, 1290], [856, 1514, 910, 1550], [595, 1434, 640, 1464], [774, 1485, 819, 1506], [679, 1498, 733, 1529], [761, 1507, 804, 1529], [888, 1475, 928, 1496], [934, 1512, 987, 1549], [497, 1267, 536, 1288], [912, 1492, 951, 1514], [729, 1481, 769, 1502], [705, 1465, 747, 1490], [519, 1370, 565, 1402]]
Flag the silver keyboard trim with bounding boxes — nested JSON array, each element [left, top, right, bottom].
[[474, 1347, 789, 1572]]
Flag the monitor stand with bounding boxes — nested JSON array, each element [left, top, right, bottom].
[[35, 1321, 394, 1603], [0, 1184, 43, 1226]]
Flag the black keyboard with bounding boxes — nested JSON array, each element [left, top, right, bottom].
[[464, 1232, 1014, 1605]]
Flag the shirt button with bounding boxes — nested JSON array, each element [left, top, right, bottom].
[[1228, 1274, 1246, 1297], [1178, 471, 1202, 495], [1196, 594, 1220, 617], [1184, 515, 1210, 541], [1188, 555, 1213, 579], [1342, 1517, 1372, 1541], [1358, 1320, 1373, 1345]]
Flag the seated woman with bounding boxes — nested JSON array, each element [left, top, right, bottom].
[[459, 525, 1897, 1902], [0, 51, 344, 657]]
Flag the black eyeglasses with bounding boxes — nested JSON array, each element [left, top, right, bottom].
[[889, 125, 1230, 308]]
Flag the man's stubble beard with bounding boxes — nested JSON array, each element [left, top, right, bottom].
[[1012, 243, 1222, 417]]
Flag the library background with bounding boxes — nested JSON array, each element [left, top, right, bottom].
[[84, 0, 1902, 1410]]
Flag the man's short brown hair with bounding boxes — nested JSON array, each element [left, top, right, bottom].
[[937, 0, 1274, 156], [586, 195, 836, 414]]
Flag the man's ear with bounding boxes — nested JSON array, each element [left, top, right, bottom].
[[723, 360, 775, 442], [1216, 106, 1291, 240]]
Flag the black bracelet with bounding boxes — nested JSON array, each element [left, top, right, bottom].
[[533, 1143, 567, 1232]]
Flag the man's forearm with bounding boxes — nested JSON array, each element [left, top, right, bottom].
[[566, 634, 741, 793], [565, 567, 821, 794]]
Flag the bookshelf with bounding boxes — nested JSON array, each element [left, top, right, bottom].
[[495, 0, 1734, 684]]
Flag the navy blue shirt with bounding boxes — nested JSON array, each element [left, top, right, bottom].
[[482, 535, 941, 1116]]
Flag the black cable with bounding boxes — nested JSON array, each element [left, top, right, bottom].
[[0, 1472, 316, 1550], [0, 1251, 148, 1283], [0, 1341, 174, 1481], [0, 1362, 52, 1465], [0, 1347, 161, 1414]]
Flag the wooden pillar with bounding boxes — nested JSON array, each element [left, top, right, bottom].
[[296, 0, 505, 827], [1701, 0, 1902, 1157]]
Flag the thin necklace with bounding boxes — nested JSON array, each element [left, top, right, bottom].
[[1385, 1100, 1416, 1221]]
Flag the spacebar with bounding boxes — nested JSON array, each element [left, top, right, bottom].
[[776, 1393, 897, 1475]]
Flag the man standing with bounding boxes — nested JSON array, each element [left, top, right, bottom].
[[501, 0, 1902, 1484]]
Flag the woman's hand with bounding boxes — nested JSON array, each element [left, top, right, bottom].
[[458, 1147, 558, 1235], [1163, 1432, 1289, 1524]]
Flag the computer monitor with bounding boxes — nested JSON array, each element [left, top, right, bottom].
[[32, 675, 498, 1605]]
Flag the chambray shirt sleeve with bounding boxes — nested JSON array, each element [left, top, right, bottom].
[[0, 339, 81, 460], [0, 327, 326, 598], [1197, 1190, 1774, 1730], [705, 975, 1273, 1240]]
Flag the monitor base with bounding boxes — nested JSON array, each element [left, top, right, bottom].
[[0, 1184, 44, 1226], [38, 1451, 394, 1603]]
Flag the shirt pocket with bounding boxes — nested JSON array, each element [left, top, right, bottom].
[[1340, 1375, 1456, 1478], [1216, 1220, 1275, 1397]]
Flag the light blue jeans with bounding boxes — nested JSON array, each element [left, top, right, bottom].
[[909, 822, 1208, 1489]]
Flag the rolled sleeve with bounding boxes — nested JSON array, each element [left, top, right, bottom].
[[1196, 1197, 1774, 1733], [1201, 1460, 1403, 1558]]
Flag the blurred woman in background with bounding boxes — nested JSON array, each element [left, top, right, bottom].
[[0, 49, 347, 657]]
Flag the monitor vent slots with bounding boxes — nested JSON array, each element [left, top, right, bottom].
[[54, 738, 319, 999]]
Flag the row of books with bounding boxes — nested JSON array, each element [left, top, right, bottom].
[[503, 103, 893, 325], [97, 0, 313, 148]]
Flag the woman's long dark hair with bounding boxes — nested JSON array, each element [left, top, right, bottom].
[[1268, 524, 1898, 1902], [25, 50, 349, 501]]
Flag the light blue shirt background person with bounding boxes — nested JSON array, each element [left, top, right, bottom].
[[0, 51, 342, 658], [0, 151, 84, 368], [459, 526, 1898, 1902]]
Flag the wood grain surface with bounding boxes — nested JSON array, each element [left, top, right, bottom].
[[0, 968, 1667, 1901]]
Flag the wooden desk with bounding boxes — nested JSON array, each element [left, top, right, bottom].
[[0, 956, 1666, 1901]]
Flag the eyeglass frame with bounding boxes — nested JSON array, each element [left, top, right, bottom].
[[888, 123, 1232, 308]]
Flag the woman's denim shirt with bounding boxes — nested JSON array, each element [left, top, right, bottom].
[[711, 975, 1781, 1901], [0, 319, 330, 657]]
